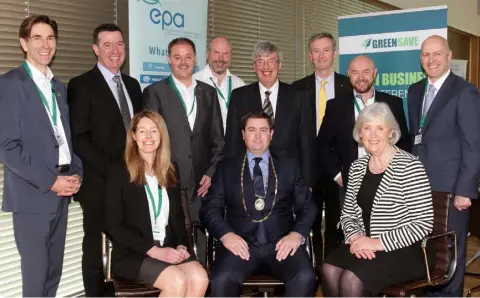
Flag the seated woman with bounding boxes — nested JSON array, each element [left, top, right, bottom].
[[322, 103, 434, 297], [105, 110, 208, 297]]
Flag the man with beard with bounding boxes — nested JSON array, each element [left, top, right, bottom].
[[317, 55, 411, 189], [193, 36, 245, 133], [143, 38, 224, 263], [292, 32, 351, 265]]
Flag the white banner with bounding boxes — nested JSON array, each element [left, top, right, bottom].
[[129, 0, 208, 87]]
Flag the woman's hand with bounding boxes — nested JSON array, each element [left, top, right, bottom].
[[147, 246, 185, 264], [354, 249, 376, 260], [350, 235, 384, 254]]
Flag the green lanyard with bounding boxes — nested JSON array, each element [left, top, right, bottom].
[[23, 61, 57, 126], [210, 76, 232, 108], [353, 94, 375, 114], [169, 75, 196, 116], [145, 182, 163, 220], [419, 81, 430, 131]]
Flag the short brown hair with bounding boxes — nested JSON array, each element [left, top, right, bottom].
[[241, 111, 274, 131], [125, 110, 177, 187], [308, 32, 336, 52], [168, 37, 196, 55], [19, 15, 58, 40], [93, 23, 123, 45]]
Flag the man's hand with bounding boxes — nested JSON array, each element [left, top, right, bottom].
[[197, 175, 211, 197], [335, 175, 343, 187], [454, 195, 471, 211], [354, 249, 376, 260], [349, 235, 383, 254], [147, 246, 184, 264], [275, 232, 302, 261], [176, 245, 190, 260], [51, 176, 81, 197], [220, 232, 250, 260]]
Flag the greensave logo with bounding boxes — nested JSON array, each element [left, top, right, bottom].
[[363, 36, 419, 49]]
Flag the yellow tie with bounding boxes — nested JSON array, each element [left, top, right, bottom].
[[317, 80, 327, 131]]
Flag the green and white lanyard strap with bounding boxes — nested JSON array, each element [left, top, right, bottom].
[[353, 93, 375, 114], [419, 81, 430, 132], [169, 75, 196, 116], [145, 183, 163, 221], [210, 76, 232, 108]]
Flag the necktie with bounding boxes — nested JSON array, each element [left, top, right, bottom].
[[423, 84, 437, 115], [112, 75, 131, 130], [253, 157, 268, 245], [263, 91, 274, 121], [317, 80, 327, 132]]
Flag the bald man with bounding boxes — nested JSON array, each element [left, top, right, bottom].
[[317, 54, 411, 191], [193, 36, 245, 133], [408, 35, 480, 297]]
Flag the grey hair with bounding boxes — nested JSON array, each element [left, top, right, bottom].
[[308, 32, 336, 52], [207, 36, 232, 51], [251, 40, 283, 63], [353, 102, 401, 146]]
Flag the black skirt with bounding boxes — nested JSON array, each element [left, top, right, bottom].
[[324, 241, 434, 294]]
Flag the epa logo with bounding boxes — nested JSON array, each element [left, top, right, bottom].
[[138, 0, 185, 30]]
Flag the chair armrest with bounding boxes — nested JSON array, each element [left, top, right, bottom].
[[102, 233, 113, 282], [191, 221, 214, 268], [305, 231, 316, 268], [421, 231, 457, 285]]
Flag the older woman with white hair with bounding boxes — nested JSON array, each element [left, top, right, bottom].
[[321, 102, 434, 297]]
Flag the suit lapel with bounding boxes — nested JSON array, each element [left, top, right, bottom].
[[192, 82, 203, 132], [164, 80, 192, 133], [253, 82, 263, 110], [122, 74, 141, 113], [343, 91, 358, 159], [274, 83, 289, 128], [52, 79, 74, 152], [134, 183, 154, 237], [423, 73, 456, 132], [334, 72, 348, 98], [305, 75, 317, 136], [242, 156, 257, 214], [92, 66, 126, 124]]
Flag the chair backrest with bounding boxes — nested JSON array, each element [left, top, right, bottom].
[[430, 191, 452, 276]]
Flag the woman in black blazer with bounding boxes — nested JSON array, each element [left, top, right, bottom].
[[321, 103, 434, 297], [105, 110, 208, 297]]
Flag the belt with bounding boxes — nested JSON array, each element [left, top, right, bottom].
[[55, 164, 70, 174]]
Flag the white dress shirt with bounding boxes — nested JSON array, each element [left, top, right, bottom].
[[26, 60, 71, 165], [315, 71, 336, 103], [171, 75, 197, 130], [193, 65, 245, 132], [427, 69, 451, 104], [145, 174, 170, 245], [97, 63, 134, 117], [354, 90, 376, 159], [259, 80, 280, 115]]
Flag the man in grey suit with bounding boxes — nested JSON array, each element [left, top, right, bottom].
[[143, 37, 224, 261], [408, 35, 480, 297], [0, 15, 82, 297]]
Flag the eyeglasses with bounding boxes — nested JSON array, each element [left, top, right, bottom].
[[255, 59, 279, 67]]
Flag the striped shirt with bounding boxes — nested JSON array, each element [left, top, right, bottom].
[[341, 148, 434, 252]]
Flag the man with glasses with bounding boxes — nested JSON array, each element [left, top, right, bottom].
[[225, 41, 314, 185]]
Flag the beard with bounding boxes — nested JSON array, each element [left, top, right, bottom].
[[210, 60, 228, 75], [353, 79, 374, 94]]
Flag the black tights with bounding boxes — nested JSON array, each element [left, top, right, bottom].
[[321, 263, 371, 297]]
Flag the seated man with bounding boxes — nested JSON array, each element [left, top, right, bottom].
[[200, 111, 317, 297]]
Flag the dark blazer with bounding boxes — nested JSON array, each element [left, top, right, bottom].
[[291, 72, 351, 184], [200, 155, 317, 242], [143, 79, 224, 190], [67, 65, 142, 204], [408, 73, 480, 199], [105, 162, 188, 280], [224, 81, 314, 184], [0, 65, 82, 214], [317, 90, 411, 185]]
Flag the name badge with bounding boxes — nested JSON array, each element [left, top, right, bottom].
[[152, 224, 162, 241], [54, 127, 65, 146], [414, 134, 422, 145]]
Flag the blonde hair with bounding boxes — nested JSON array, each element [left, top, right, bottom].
[[125, 110, 177, 187]]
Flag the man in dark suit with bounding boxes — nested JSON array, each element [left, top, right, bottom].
[[201, 111, 317, 297], [292, 32, 351, 265], [408, 35, 480, 297], [0, 15, 82, 297], [318, 55, 411, 188], [143, 38, 224, 259], [224, 40, 314, 185], [67, 23, 142, 296]]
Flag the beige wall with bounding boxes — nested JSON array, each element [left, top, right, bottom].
[[381, 0, 480, 36]]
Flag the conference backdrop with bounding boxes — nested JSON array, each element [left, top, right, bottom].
[[338, 6, 448, 104], [129, 0, 208, 88]]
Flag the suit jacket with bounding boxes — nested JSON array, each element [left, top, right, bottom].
[[408, 72, 480, 199], [105, 161, 188, 280], [200, 155, 317, 243], [291, 72, 351, 184], [0, 65, 82, 214], [143, 79, 224, 189], [67, 65, 142, 205], [341, 149, 433, 251], [317, 90, 411, 185], [224, 81, 314, 184]]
